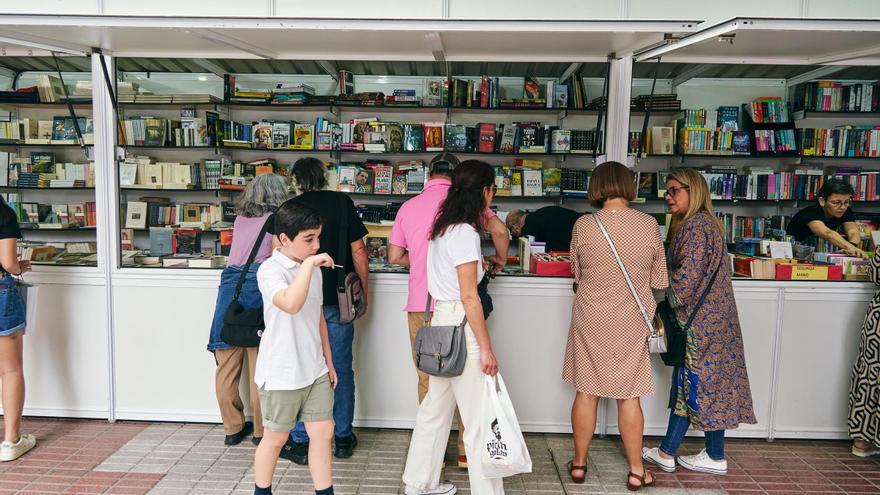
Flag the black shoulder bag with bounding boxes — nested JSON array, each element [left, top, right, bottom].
[[220, 217, 273, 347], [657, 260, 722, 367], [336, 194, 367, 324]]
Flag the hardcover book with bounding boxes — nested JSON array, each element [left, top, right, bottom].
[[478, 123, 496, 153], [366, 237, 388, 265], [252, 123, 274, 149]]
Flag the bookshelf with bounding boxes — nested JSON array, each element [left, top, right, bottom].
[[0, 85, 99, 267], [627, 65, 880, 276], [112, 64, 609, 268]]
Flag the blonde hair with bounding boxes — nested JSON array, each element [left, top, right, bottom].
[[666, 168, 724, 240]]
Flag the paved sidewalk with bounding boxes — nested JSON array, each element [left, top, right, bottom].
[[1, 418, 879, 494]]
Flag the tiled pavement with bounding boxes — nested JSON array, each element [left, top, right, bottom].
[[2, 419, 880, 494]]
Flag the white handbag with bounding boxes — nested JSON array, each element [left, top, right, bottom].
[[593, 213, 667, 354]]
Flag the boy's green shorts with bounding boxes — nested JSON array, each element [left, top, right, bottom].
[[258, 373, 334, 432]]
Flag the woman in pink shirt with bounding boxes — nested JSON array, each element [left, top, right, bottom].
[[208, 173, 289, 447]]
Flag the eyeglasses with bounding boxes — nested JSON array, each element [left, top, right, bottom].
[[827, 199, 852, 208], [664, 185, 689, 198]]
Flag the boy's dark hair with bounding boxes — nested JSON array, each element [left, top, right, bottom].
[[274, 201, 324, 240], [291, 157, 327, 192], [818, 178, 855, 200]]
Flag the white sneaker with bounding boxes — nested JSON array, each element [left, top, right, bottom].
[[642, 447, 676, 473], [0, 433, 36, 462], [404, 483, 457, 495], [677, 449, 727, 475]]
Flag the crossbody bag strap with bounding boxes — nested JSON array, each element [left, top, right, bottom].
[[337, 193, 349, 290], [232, 215, 273, 300], [593, 213, 656, 338], [422, 294, 467, 327], [682, 259, 722, 331]]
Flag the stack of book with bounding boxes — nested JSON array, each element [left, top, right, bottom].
[[632, 94, 682, 112], [271, 83, 315, 105]]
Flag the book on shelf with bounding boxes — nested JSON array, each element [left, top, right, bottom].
[[793, 80, 880, 113], [493, 167, 513, 197], [746, 97, 791, 124], [366, 237, 388, 265], [799, 127, 880, 158], [522, 169, 543, 197], [125, 201, 148, 229], [543, 169, 562, 195]]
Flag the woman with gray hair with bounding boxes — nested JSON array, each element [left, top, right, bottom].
[[208, 172, 290, 447]]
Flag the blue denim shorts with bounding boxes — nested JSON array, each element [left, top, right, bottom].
[[0, 277, 26, 337]]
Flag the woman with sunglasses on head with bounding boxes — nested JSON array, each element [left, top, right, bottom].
[[401, 160, 504, 495], [0, 195, 33, 462], [642, 169, 755, 476], [786, 178, 866, 258]]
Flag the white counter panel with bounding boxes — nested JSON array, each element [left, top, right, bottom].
[[98, 271, 876, 440], [5, 271, 111, 419], [773, 286, 874, 439], [111, 274, 220, 422]]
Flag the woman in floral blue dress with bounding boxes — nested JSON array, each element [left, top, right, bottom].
[[642, 168, 756, 476]]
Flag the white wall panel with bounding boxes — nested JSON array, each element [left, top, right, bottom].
[[276, 0, 443, 18], [806, 0, 880, 18], [103, 0, 269, 16], [627, 0, 802, 22], [0, 0, 100, 15], [449, 0, 621, 20]]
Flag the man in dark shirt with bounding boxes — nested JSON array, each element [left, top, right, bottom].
[[786, 178, 865, 258], [505, 206, 584, 252], [279, 158, 370, 465]]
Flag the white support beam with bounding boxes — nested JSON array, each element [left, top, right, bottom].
[[0, 32, 89, 56], [424, 32, 445, 62], [90, 51, 117, 422], [634, 20, 738, 62], [671, 64, 713, 88], [785, 65, 851, 87], [183, 29, 278, 59], [190, 59, 227, 78], [558, 63, 582, 83], [606, 55, 633, 164]]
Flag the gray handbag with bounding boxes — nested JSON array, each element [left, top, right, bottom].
[[593, 213, 667, 354], [413, 294, 468, 377]]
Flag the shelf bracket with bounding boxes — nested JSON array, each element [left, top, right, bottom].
[[425, 32, 445, 62], [785, 65, 851, 87], [558, 63, 582, 84], [671, 64, 712, 89], [190, 59, 228, 79]]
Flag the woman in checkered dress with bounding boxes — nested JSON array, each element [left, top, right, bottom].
[[562, 161, 668, 490]]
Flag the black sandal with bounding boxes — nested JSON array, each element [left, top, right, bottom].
[[626, 470, 655, 491], [567, 460, 587, 484]]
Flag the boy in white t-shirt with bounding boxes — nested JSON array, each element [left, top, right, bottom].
[[253, 202, 338, 495]]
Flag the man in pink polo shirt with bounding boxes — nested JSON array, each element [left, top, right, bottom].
[[388, 153, 509, 468]]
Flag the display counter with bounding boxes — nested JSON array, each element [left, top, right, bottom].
[[35, 269, 862, 440]]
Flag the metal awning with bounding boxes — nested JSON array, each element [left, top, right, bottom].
[[634, 18, 880, 66], [0, 15, 698, 62]]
